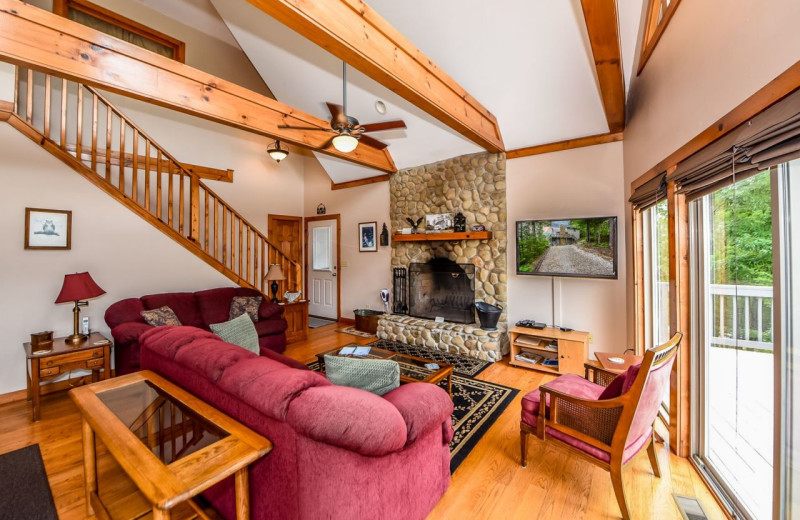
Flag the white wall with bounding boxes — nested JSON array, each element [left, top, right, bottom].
[[507, 142, 627, 357], [303, 158, 391, 318], [622, 0, 800, 344], [0, 125, 238, 395]]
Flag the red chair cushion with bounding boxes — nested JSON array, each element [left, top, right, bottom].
[[621, 363, 642, 394], [598, 372, 627, 400]]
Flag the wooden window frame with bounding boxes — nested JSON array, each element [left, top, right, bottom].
[[637, 0, 682, 75], [53, 0, 185, 63]]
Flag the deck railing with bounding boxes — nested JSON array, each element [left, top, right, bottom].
[[709, 283, 773, 352]]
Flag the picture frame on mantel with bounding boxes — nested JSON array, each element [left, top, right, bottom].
[[24, 208, 72, 250], [359, 221, 377, 252]]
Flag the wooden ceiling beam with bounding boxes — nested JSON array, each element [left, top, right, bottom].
[[330, 173, 390, 191], [580, 0, 626, 133], [0, 0, 396, 173], [244, 0, 505, 153], [507, 132, 623, 159]]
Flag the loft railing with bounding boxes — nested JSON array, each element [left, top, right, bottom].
[[709, 283, 773, 353], [13, 67, 301, 296]]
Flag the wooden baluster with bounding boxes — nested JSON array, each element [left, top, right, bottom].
[[156, 150, 163, 220], [13, 66, 19, 115], [214, 199, 219, 260], [189, 174, 199, 240], [25, 68, 33, 124], [246, 227, 252, 284], [238, 217, 244, 279], [132, 129, 139, 204], [91, 94, 98, 173], [105, 107, 112, 181], [60, 78, 67, 147], [230, 211, 236, 271], [44, 74, 51, 139], [76, 86, 83, 161], [168, 162, 174, 228], [179, 167, 185, 234], [261, 239, 266, 293], [119, 121, 125, 192], [204, 190, 209, 253], [222, 206, 227, 267], [144, 141, 151, 212]]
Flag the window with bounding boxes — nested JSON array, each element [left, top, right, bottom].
[[54, 0, 185, 62], [312, 226, 331, 271], [638, 0, 682, 74]]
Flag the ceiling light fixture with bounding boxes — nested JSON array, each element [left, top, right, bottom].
[[267, 140, 289, 163], [332, 133, 359, 153]]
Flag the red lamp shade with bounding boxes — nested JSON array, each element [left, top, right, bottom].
[[55, 272, 106, 303]]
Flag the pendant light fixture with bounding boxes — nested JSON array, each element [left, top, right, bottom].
[[268, 140, 289, 163]]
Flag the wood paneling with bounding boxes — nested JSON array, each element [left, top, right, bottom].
[[507, 132, 623, 159], [243, 0, 504, 152], [0, 325, 728, 520], [0, 0, 397, 173], [579, 0, 626, 132], [330, 174, 391, 191]]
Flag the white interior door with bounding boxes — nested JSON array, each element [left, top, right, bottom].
[[307, 219, 337, 319]]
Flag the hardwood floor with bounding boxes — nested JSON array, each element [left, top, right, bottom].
[[0, 323, 727, 520]]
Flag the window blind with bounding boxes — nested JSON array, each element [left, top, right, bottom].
[[629, 171, 667, 210], [667, 90, 800, 198]]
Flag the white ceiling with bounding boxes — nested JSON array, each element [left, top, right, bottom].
[[144, 0, 647, 182]]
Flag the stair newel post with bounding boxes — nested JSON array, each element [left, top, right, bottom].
[[190, 174, 200, 242]]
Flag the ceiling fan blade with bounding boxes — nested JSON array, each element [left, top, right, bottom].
[[359, 120, 407, 133], [326, 102, 347, 124], [358, 134, 389, 150], [278, 124, 336, 132], [320, 135, 337, 150]]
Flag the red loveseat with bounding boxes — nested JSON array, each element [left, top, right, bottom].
[[140, 326, 453, 520], [105, 287, 287, 375]]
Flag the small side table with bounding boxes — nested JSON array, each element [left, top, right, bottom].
[[280, 300, 309, 343], [594, 351, 644, 373], [24, 332, 112, 421]]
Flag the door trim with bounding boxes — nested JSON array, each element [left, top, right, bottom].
[[304, 214, 341, 321]]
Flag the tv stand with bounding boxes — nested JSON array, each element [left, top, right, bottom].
[[508, 325, 589, 375]]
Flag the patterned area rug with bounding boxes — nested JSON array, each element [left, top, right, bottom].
[[335, 326, 376, 338], [310, 344, 518, 473], [368, 338, 492, 377]]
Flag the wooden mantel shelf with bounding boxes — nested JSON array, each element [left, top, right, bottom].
[[392, 231, 493, 242]]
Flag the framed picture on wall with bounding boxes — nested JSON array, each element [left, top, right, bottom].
[[359, 221, 377, 252], [25, 208, 72, 250]]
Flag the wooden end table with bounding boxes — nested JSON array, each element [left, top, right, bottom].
[[594, 351, 644, 373], [70, 370, 272, 520], [316, 345, 454, 397], [280, 300, 309, 343], [24, 331, 112, 421]]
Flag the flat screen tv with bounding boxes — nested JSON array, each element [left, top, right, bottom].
[[516, 216, 618, 279]]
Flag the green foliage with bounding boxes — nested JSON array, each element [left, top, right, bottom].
[[517, 221, 550, 270], [711, 171, 773, 286]]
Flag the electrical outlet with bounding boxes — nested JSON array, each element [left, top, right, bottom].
[[588, 333, 594, 344], [340, 260, 349, 268]]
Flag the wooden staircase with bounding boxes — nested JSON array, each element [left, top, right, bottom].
[[5, 67, 301, 296]]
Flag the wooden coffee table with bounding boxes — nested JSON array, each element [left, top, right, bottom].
[[316, 345, 454, 396], [70, 370, 272, 520]]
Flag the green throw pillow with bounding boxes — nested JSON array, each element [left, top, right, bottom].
[[210, 314, 260, 354], [323, 355, 400, 396]]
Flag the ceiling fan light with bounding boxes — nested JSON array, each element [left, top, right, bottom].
[[332, 133, 359, 153], [267, 140, 289, 163]]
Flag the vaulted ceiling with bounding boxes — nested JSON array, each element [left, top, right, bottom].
[[140, 0, 646, 182]]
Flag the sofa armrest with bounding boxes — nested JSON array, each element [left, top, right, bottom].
[[382, 383, 453, 445], [258, 300, 284, 320], [286, 385, 408, 456], [111, 322, 153, 346]]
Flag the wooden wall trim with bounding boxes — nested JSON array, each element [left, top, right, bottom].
[[330, 174, 391, 191], [579, 0, 626, 132], [507, 132, 623, 159], [631, 60, 800, 192], [0, 373, 96, 406], [0, 0, 397, 173], [637, 0, 682, 75], [243, 0, 504, 153]]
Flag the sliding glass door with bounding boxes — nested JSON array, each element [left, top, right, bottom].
[[693, 169, 774, 520]]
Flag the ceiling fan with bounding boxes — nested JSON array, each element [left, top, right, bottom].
[[279, 62, 406, 153]]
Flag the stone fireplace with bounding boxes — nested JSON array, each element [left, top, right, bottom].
[[378, 152, 509, 361], [408, 258, 475, 324]]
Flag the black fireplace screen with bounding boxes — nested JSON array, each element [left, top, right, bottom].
[[408, 258, 475, 324]]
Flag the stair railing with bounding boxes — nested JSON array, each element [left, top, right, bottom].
[[13, 67, 301, 297]]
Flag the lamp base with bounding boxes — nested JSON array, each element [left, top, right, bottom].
[[66, 333, 88, 345], [270, 281, 279, 303]]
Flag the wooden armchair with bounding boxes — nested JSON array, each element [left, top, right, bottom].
[[519, 333, 682, 520]]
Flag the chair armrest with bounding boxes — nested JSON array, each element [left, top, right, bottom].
[[539, 385, 628, 449], [584, 363, 621, 387], [258, 300, 284, 320], [110, 322, 153, 346], [382, 383, 453, 445]]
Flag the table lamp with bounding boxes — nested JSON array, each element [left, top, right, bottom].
[[264, 264, 285, 303], [55, 272, 106, 344]]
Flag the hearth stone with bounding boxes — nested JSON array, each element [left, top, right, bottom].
[[377, 314, 508, 362]]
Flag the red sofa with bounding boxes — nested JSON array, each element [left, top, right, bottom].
[[105, 287, 287, 375], [140, 326, 453, 520]]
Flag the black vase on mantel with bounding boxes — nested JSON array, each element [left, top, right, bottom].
[[454, 212, 466, 232]]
